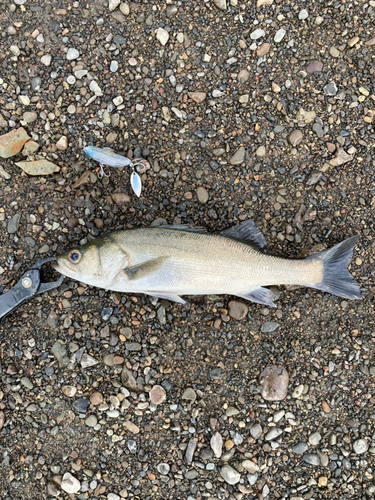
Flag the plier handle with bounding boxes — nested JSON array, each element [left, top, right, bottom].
[[0, 257, 65, 322]]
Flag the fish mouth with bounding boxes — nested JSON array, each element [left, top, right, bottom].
[[52, 260, 77, 277]]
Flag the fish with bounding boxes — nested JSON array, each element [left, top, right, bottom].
[[53, 221, 361, 306]]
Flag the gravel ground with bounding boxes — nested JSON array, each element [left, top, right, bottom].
[[0, 0, 375, 499]]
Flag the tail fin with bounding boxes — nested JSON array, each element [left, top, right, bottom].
[[306, 235, 361, 300]]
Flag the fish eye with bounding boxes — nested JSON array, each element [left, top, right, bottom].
[[68, 250, 82, 264]]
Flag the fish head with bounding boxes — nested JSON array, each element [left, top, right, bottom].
[[53, 236, 129, 288]]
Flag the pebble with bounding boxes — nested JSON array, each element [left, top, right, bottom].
[[212, 0, 227, 10], [15, 159, 60, 176], [298, 9, 308, 20], [228, 300, 248, 320], [156, 27, 169, 46], [66, 48, 80, 60], [265, 427, 282, 441], [257, 42, 270, 56], [329, 46, 340, 58], [149, 385, 166, 405], [110, 61, 118, 72], [22, 140, 39, 156], [353, 439, 368, 455], [0, 127, 30, 158], [237, 70, 250, 83], [7, 214, 20, 234], [109, 0, 121, 11], [293, 442, 308, 454], [0, 412, 4, 431], [41, 54, 52, 66], [210, 432, 223, 458], [157, 463, 170, 475], [324, 81, 338, 96], [261, 321, 279, 333], [62, 386, 77, 398], [220, 465, 240, 485], [230, 146, 245, 165], [22, 111, 37, 124], [188, 91, 207, 103], [309, 432, 322, 445], [182, 388, 196, 401], [31, 77, 41, 91], [250, 28, 265, 40], [85, 415, 97, 427], [120, 3, 130, 15], [196, 186, 209, 204], [73, 398, 90, 413], [90, 391, 104, 405], [56, 136, 68, 150], [51, 341, 69, 367], [112, 193, 131, 206], [274, 28, 286, 43], [292, 384, 304, 398], [185, 439, 197, 464], [250, 423, 262, 440], [61, 473, 81, 494], [260, 365, 289, 401], [306, 60, 323, 74], [288, 130, 303, 146], [303, 454, 321, 466], [10, 45, 21, 56], [256, 145, 266, 157], [242, 460, 259, 474], [124, 421, 140, 434]]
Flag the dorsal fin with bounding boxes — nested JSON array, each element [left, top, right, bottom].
[[221, 220, 267, 253], [153, 224, 207, 234]]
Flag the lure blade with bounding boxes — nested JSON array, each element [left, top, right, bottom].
[[84, 146, 133, 168], [130, 171, 142, 197]]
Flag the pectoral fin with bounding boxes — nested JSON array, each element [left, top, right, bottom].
[[240, 287, 277, 307], [124, 257, 168, 280], [147, 292, 186, 304]]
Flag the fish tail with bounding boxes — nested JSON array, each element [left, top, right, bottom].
[[306, 235, 361, 299]]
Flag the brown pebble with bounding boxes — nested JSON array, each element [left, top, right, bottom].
[[228, 300, 248, 320], [67, 218, 78, 229], [305, 60, 323, 75], [94, 218, 104, 229], [326, 142, 336, 153], [322, 401, 331, 413], [288, 130, 303, 147], [90, 391, 104, 405], [260, 365, 289, 401], [257, 42, 270, 57], [113, 355, 124, 365], [0, 411, 5, 430], [112, 193, 131, 206], [149, 385, 167, 405], [185, 191, 193, 200]]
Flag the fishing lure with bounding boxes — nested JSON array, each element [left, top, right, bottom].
[[84, 145, 143, 197]]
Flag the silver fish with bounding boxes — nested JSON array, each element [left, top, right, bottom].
[[53, 221, 361, 306]]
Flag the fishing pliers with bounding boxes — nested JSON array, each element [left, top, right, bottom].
[[0, 257, 65, 322]]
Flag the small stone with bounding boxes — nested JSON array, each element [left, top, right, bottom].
[[90, 80, 103, 96], [238, 69, 250, 83], [228, 300, 248, 320], [306, 60, 323, 75], [260, 365, 289, 401], [56, 136, 68, 151], [261, 322, 279, 333], [329, 46, 340, 58], [292, 384, 304, 398], [288, 130, 303, 146], [156, 27, 169, 46], [62, 386, 77, 398], [22, 111, 37, 123], [15, 160, 60, 176], [257, 42, 270, 56], [110, 60, 118, 72], [274, 28, 286, 43], [303, 454, 321, 466], [185, 439, 197, 464], [19, 95, 30, 105], [149, 385, 166, 405], [7, 214, 20, 234], [257, 0, 273, 5], [73, 398, 90, 413], [318, 476, 328, 487], [265, 427, 282, 441], [90, 391, 104, 405], [250, 423, 262, 440], [230, 146, 245, 165], [41, 54, 52, 66], [220, 465, 240, 485], [61, 473, 80, 494], [353, 439, 368, 455], [157, 463, 170, 475], [329, 148, 353, 167], [51, 341, 69, 368], [112, 193, 131, 206], [109, 0, 121, 11], [124, 421, 140, 434], [196, 186, 209, 204], [324, 81, 338, 96], [256, 145, 266, 157], [239, 94, 249, 104], [347, 36, 359, 47], [85, 415, 98, 427], [242, 460, 259, 474], [297, 108, 316, 123], [298, 9, 308, 20], [66, 48, 80, 60], [293, 442, 308, 454], [210, 432, 223, 458], [120, 3, 130, 15], [0, 412, 4, 431], [309, 432, 322, 445], [0, 127, 30, 158], [212, 0, 227, 10], [250, 28, 265, 40], [182, 388, 196, 401], [10, 45, 21, 56], [81, 353, 98, 368], [188, 91, 207, 103], [22, 140, 39, 156], [312, 123, 324, 138]]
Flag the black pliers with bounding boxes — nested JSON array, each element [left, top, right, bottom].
[[0, 257, 65, 322]]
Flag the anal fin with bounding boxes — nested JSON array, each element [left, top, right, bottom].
[[124, 257, 168, 280], [147, 292, 186, 304], [239, 287, 277, 307]]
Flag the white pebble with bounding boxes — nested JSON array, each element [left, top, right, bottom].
[[36, 33, 44, 43], [250, 28, 265, 40], [113, 96, 123, 106], [41, 54, 52, 66], [110, 60, 118, 72], [66, 75, 76, 85], [66, 48, 80, 61], [90, 80, 103, 96], [61, 473, 80, 494], [274, 28, 286, 43], [10, 45, 21, 56], [108, 0, 121, 11], [156, 27, 169, 46], [299, 9, 308, 20]]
